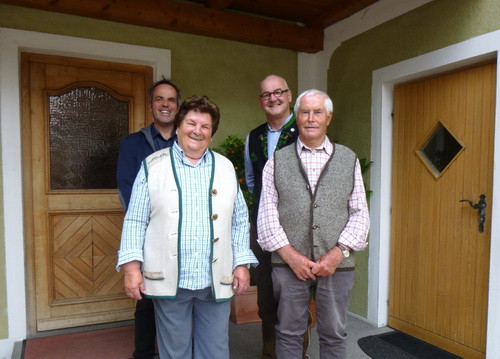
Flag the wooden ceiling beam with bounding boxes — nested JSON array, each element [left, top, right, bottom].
[[205, 0, 233, 10], [310, 0, 380, 29], [0, 0, 324, 53]]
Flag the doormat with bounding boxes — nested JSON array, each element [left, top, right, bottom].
[[23, 325, 134, 359], [357, 331, 462, 359]]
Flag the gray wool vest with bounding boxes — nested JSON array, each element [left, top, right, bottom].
[[272, 142, 357, 269]]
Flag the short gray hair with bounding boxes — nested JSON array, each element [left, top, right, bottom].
[[294, 89, 333, 116]]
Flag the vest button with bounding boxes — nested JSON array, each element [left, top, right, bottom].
[[211, 189, 218, 196], [306, 185, 310, 190], [313, 204, 318, 208], [312, 224, 318, 229], [211, 214, 218, 220], [213, 237, 219, 243]]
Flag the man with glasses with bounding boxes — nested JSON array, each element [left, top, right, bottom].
[[244, 75, 310, 359]]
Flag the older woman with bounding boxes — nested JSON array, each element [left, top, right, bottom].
[[118, 96, 257, 359]]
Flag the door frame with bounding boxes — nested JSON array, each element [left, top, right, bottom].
[[369, 29, 500, 358], [0, 27, 170, 355]]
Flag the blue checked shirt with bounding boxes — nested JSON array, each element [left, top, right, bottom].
[[117, 142, 257, 290]]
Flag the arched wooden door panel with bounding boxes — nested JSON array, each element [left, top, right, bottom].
[[21, 52, 152, 332]]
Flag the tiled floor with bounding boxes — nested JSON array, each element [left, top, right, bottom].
[[13, 314, 391, 358], [229, 314, 393, 359]]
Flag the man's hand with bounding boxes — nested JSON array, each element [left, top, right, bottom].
[[233, 265, 251, 295], [311, 246, 344, 277], [277, 245, 317, 281], [122, 261, 144, 300]]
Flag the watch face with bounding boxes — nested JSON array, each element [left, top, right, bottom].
[[337, 244, 349, 258]]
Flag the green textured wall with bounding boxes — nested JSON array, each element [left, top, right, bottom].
[[0, 4, 297, 339], [328, 0, 500, 317], [0, 156, 5, 339]]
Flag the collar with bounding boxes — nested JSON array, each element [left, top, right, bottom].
[[172, 141, 210, 165], [266, 113, 294, 133], [151, 124, 176, 141], [297, 136, 333, 156]]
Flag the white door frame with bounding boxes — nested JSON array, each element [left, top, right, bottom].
[[369, 29, 500, 358], [0, 27, 171, 357]]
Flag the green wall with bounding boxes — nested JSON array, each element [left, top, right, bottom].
[[0, 4, 297, 339], [0, 160, 5, 339], [328, 0, 500, 316]]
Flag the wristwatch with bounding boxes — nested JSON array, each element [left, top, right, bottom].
[[336, 244, 350, 258]]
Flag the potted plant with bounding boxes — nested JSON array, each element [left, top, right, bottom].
[[212, 134, 254, 213], [212, 135, 260, 324]]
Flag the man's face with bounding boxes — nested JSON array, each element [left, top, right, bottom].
[[150, 84, 178, 126], [176, 110, 213, 156], [259, 76, 292, 121], [296, 94, 332, 147]]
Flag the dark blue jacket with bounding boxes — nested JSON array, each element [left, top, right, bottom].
[[117, 124, 175, 209]]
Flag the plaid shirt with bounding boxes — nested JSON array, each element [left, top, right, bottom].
[[257, 137, 369, 252], [117, 142, 257, 290]]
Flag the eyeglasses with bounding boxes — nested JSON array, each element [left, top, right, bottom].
[[259, 89, 289, 100]]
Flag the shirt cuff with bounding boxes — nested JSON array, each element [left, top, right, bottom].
[[233, 250, 259, 270], [257, 233, 290, 252], [338, 232, 368, 251], [116, 249, 144, 271]]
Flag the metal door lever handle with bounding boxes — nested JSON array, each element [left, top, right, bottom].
[[459, 194, 486, 233]]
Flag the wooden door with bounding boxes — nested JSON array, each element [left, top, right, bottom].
[[21, 52, 152, 332], [389, 62, 496, 358]]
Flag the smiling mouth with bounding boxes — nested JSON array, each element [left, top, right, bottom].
[[188, 136, 203, 142]]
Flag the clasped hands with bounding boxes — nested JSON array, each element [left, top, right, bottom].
[[277, 244, 344, 281]]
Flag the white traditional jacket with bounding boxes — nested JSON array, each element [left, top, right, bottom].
[[141, 147, 238, 301]]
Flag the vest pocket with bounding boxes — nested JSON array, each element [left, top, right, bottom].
[[220, 275, 234, 285], [143, 270, 164, 280]]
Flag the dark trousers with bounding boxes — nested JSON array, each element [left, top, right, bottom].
[[250, 224, 310, 359], [133, 296, 156, 359]]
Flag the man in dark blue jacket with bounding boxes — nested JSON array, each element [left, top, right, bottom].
[[117, 76, 180, 359]]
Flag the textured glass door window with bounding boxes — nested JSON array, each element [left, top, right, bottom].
[[49, 86, 129, 190]]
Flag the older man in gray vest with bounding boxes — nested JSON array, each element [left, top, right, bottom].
[[257, 89, 370, 359]]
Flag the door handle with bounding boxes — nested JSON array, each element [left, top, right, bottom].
[[459, 194, 487, 233]]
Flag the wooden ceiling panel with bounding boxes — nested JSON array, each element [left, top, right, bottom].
[[0, 0, 380, 53]]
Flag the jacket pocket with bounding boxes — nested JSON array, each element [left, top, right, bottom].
[[220, 275, 234, 285], [143, 270, 164, 280]]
